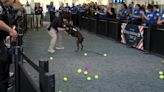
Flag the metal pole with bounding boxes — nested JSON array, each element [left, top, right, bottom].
[[44, 73, 55, 92], [39, 60, 49, 92], [14, 34, 23, 92], [14, 46, 21, 92]]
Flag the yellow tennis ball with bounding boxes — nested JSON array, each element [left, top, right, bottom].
[[161, 61, 164, 64], [77, 69, 82, 73], [84, 71, 88, 75], [159, 71, 163, 75], [84, 53, 88, 56], [49, 57, 54, 60], [87, 77, 92, 81], [94, 75, 99, 79], [103, 53, 107, 57], [159, 75, 164, 79], [63, 77, 68, 81]]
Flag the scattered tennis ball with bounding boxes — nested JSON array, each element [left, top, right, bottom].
[[84, 53, 88, 56], [103, 53, 107, 57], [84, 71, 88, 75], [159, 71, 163, 75], [94, 75, 99, 79], [49, 57, 54, 60], [87, 77, 92, 81], [63, 77, 68, 81], [161, 61, 164, 64], [77, 69, 82, 73], [159, 75, 164, 79]]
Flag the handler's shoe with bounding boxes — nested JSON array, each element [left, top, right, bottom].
[[48, 49, 55, 53], [56, 47, 64, 50]]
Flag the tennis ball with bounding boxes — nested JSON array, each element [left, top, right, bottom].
[[63, 77, 68, 81], [49, 57, 54, 60], [103, 53, 107, 57], [159, 75, 164, 79], [77, 69, 82, 73], [84, 53, 88, 56], [94, 75, 99, 79], [159, 71, 163, 75], [84, 71, 88, 75], [161, 61, 164, 64], [87, 77, 92, 81]]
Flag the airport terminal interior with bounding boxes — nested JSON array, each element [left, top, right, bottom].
[[1, 0, 164, 92]]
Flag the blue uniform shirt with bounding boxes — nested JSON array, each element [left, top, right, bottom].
[[48, 6, 55, 12], [143, 11, 154, 24], [79, 7, 86, 13], [131, 9, 142, 21], [153, 11, 160, 22], [71, 6, 78, 14], [65, 6, 71, 11], [119, 8, 127, 20], [128, 6, 133, 14], [99, 9, 106, 15], [160, 10, 164, 20], [59, 6, 65, 11]]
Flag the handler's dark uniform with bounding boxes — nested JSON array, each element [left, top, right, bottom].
[[0, 1, 12, 92]]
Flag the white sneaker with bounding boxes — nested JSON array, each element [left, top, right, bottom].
[[56, 47, 64, 50], [48, 49, 55, 53]]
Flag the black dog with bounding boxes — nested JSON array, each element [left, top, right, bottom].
[[65, 23, 84, 51]]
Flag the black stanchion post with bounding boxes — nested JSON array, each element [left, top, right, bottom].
[[145, 27, 151, 53], [143, 25, 151, 53], [44, 73, 55, 92], [39, 60, 49, 92], [39, 60, 49, 72], [14, 34, 23, 92], [14, 46, 21, 92]]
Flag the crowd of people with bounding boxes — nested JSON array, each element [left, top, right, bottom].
[[47, 2, 164, 26]]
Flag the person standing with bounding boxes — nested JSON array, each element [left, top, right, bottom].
[[157, 9, 164, 25], [35, 3, 42, 27], [0, 0, 17, 92], [119, 3, 128, 22], [47, 12, 66, 53], [48, 2, 55, 22], [24, 1, 32, 28], [129, 4, 142, 25], [106, 3, 116, 18]]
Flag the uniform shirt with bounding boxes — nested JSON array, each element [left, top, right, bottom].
[[0, 2, 10, 40], [59, 6, 65, 11], [50, 17, 63, 30], [159, 10, 164, 20], [119, 8, 127, 20], [65, 6, 71, 11], [143, 11, 154, 24], [130, 9, 142, 21], [79, 7, 86, 13], [71, 6, 78, 14], [48, 6, 55, 12], [98, 9, 105, 15], [153, 11, 160, 23], [128, 6, 133, 14]]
